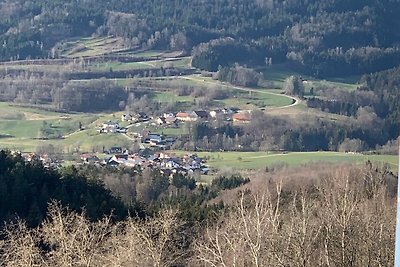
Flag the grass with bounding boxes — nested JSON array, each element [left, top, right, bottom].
[[0, 127, 130, 153], [259, 64, 360, 91], [56, 129, 131, 152], [0, 64, 64, 73], [61, 36, 126, 58], [174, 151, 399, 172], [220, 90, 293, 109], [61, 36, 170, 59], [152, 91, 193, 103], [0, 102, 109, 152], [89, 57, 191, 72], [0, 120, 43, 139]]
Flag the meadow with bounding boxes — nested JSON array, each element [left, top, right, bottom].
[[181, 151, 399, 172], [260, 64, 360, 91]]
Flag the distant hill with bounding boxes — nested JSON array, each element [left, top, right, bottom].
[[0, 0, 399, 76]]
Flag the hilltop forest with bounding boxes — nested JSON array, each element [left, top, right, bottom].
[[0, 0, 399, 77]]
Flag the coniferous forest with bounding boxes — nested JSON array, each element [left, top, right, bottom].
[[0, 1, 399, 266], [0, 0, 399, 77]]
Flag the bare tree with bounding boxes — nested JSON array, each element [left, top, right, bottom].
[[103, 207, 186, 267], [40, 201, 112, 267], [0, 220, 43, 267]]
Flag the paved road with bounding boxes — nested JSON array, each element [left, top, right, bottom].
[[180, 75, 300, 111]]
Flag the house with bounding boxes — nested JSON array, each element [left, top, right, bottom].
[[191, 110, 209, 120], [99, 121, 122, 133], [165, 160, 180, 169], [176, 112, 193, 122], [222, 108, 235, 115], [148, 134, 163, 143], [108, 147, 123, 154], [163, 112, 174, 118], [132, 112, 149, 122], [121, 113, 132, 121], [163, 113, 177, 124], [111, 154, 129, 163], [164, 115, 177, 124], [156, 117, 166, 125], [232, 112, 252, 123], [209, 109, 225, 119], [159, 152, 175, 159], [22, 153, 39, 162], [106, 159, 120, 167], [99, 121, 127, 134], [80, 153, 100, 164]]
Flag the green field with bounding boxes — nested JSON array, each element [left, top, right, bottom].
[[260, 64, 360, 91], [179, 151, 399, 172], [0, 102, 112, 152], [60, 36, 129, 58], [89, 57, 191, 71], [220, 90, 293, 109]]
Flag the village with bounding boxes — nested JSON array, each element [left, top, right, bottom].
[[13, 108, 253, 178], [98, 108, 253, 149], [19, 149, 210, 180]]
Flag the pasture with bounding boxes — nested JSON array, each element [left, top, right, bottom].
[[260, 64, 360, 91], [187, 151, 399, 172]]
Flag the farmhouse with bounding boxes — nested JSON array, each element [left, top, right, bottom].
[[134, 112, 149, 122], [99, 121, 127, 133], [209, 109, 224, 118], [191, 110, 209, 120], [232, 112, 252, 123], [176, 112, 193, 122], [156, 117, 166, 125], [80, 153, 100, 164]]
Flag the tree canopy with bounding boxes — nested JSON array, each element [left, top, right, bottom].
[[0, 0, 398, 76]]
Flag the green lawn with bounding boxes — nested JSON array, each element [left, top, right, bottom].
[[176, 151, 398, 172]]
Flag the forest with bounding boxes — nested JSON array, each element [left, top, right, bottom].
[[0, 150, 397, 266], [0, 0, 399, 77], [0, 1, 399, 265]]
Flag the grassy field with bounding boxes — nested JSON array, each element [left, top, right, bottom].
[[260, 64, 360, 91], [175, 151, 399, 172], [89, 57, 191, 72], [0, 102, 112, 152], [0, 64, 65, 73], [60, 36, 129, 58], [220, 90, 293, 109]]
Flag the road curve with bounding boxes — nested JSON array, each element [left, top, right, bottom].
[[179, 75, 300, 110]]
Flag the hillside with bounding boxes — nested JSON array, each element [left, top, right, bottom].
[[0, 0, 399, 76], [0, 153, 397, 266]]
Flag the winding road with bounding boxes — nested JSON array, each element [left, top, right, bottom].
[[179, 75, 300, 111]]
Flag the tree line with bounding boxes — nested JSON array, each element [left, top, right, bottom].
[[0, 150, 247, 228], [174, 109, 393, 152], [307, 66, 400, 142], [0, 150, 396, 266]]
